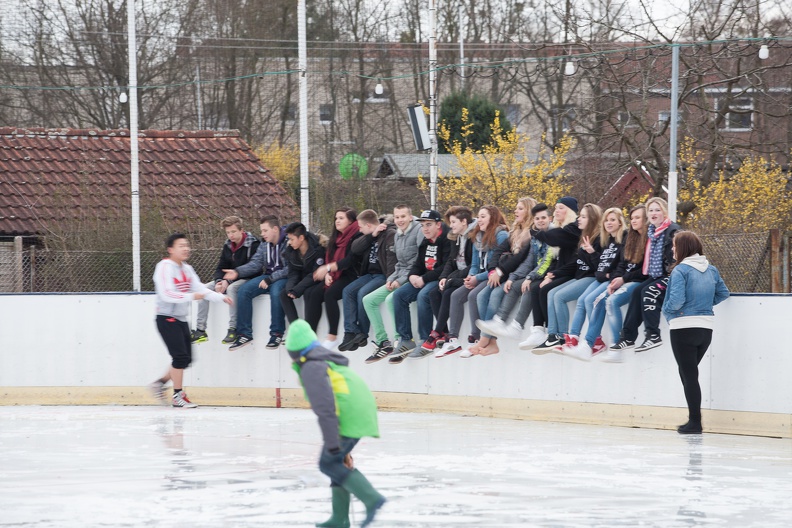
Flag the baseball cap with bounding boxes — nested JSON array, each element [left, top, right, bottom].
[[418, 210, 442, 222]]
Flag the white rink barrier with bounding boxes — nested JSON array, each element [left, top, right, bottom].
[[1, 292, 790, 437]]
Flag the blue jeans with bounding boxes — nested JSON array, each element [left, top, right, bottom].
[[605, 281, 641, 342], [235, 275, 287, 338], [569, 280, 609, 346], [392, 280, 438, 341], [342, 274, 386, 334], [479, 284, 506, 338], [547, 277, 596, 335], [318, 436, 359, 487]]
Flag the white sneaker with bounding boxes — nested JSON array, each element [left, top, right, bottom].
[[459, 348, 475, 358], [600, 349, 624, 363], [172, 391, 198, 408], [518, 327, 547, 350], [435, 337, 462, 358], [475, 316, 507, 337], [565, 340, 592, 362], [500, 320, 524, 340], [321, 337, 341, 351]]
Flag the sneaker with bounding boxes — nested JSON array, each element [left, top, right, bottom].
[[459, 347, 475, 358], [148, 380, 168, 406], [337, 332, 358, 351], [435, 337, 462, 358], [636, 334, 663, 352], [609, 338, 635, 351], [351, 332, 370, 349], [467, 334, 478, 344], [365, 341, 393, 363], [407, 347, 433, 360], [266, 334, 283, 349], [475, 316, 508, 337], [321, 337, 341, 350], [531, 333, 562, 355], [600, 349, 624, 363], [565, 340, 592, 362], [172, 391, 197, 408], [190, 329, 208, 344], [229, 335, 253, 351], [221, 328, 236, 344], [500, 320, 525, 340], [518, 326, 547, 350], [591, 336, 608, 357], [388, 354, 407, 365], [420, 330, 442, 352], [556, 334, 578, 353], [390, 339, 417, 359]]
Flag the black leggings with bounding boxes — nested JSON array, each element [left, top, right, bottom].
[[621, 276, 670, 341], [670, 327, 713, 423], [531, 276, 571, 327], [304, 274, 355, 334], [430, 281, 464, 334]]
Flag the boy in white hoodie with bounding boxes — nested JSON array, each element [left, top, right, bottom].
[[149, 233, 233, 408]]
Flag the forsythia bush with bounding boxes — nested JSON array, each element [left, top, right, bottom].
[[420, 109, 573, 211], [678, 137, 792, 231]]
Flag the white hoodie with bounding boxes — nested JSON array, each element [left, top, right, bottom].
[[154, 259, 225, 321]]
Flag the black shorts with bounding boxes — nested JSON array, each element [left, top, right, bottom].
[[156, 315, 192, 369]]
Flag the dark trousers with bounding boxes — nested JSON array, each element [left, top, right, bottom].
[[280, 282, 323, 324], [305, 274, 356, 334], [319, 436, 359, 486], [670, 327, 713, 423], [531, 276, 571, 328], [621, 276, 670, 341], [430, 281, 464, 334], [156, 315, 191, 369]]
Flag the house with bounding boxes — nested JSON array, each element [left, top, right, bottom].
[[0, 127, 296, 291]]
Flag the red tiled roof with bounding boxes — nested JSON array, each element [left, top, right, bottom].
[[0, 128, 297, 236], [598, 163, 655, 208]]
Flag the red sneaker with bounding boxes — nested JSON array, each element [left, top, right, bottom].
[[592, 336, 608, 356], [420, 330, 442, 352], [556, 333, 578, 353]]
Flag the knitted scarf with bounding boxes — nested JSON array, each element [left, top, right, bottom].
[[327, 220, 360, 283], [642, 218, 671, 278]]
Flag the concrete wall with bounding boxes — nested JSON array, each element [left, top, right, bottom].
[[1, 293, 790, 437]]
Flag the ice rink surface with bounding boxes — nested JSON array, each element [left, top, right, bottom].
[[1, 406, 791, 528]]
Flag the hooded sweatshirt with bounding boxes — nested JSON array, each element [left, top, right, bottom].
[[662, 254, 730, 330], [211, 231, 260, 282], [409, 223, 452, 283], [154, 259, 225, 321], [284, 231, 326, 297], [387, 218, 425, 286], [289, 342, 379, 450], [233, 227, 289, 284], [440, 219, 477, 280]]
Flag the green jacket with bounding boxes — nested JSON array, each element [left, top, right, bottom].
[[290, 343, 379, 450]]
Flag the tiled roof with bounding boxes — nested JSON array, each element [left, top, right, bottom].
[[0, 128, 297, 236], [599, 162, 655, 208]]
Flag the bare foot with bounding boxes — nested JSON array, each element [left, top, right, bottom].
[[470, 336, 489, 355], [479, 340, 500, 356]]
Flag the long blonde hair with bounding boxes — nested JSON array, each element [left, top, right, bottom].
[[509, 196, 536, 253], [600, 207, 627, 245]]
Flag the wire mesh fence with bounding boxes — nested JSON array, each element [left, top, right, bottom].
[[0, 232, 782, 294]]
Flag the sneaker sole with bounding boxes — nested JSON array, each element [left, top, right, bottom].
[[636, 342, 662, 353], [191, 338, 208, 344], [435, 347, 461, 358], [229, 342, 253, 351], [531, 345, 560, 355]]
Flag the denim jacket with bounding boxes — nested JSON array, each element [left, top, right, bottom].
[[662, 254, 730, 322]]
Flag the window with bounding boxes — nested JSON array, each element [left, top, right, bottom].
[[284, 103, 297, 123], [504, 104, 521, 127], [319, 104, 334, 125], [657, 110, 682, 125], [618, 111, 638, 128], [550, 105, 576, 133], [715, 96, 753, 131]]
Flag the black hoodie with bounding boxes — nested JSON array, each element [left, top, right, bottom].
[[283, 231, 325, 297], [409, 223, 452, 284]]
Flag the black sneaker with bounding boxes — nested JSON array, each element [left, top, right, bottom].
[[531, 334, 562, 355], [610, 338, 635, 351], [351, 332, 370, 349], [190, 329, 208, 344], [365, 341, 393, 364], [266, 334, 283, 349], [337, 332, 358, 351], [229, 335, 253, 351], [221, 328, 237, 344], [636, 334, 662, 352]]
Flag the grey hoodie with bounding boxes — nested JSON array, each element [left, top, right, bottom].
[[387, 217, 425, 285]]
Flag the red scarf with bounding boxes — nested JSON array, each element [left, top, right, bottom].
[[229, 232, 247, 253], [328, 221, 359, 283]]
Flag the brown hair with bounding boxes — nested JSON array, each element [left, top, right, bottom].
[[444, 206, 474, 241], [357, 209, 379, 225], [328, 207, 358, 256], [671, 231, 701, 269], [259, 214, 280, 228], [478, 205, 509, 249], [623, 205, 648, 263], [221, 215, 243, 230], [510, 196, 536, 253]]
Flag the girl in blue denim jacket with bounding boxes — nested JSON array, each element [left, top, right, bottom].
[[662, 231, 730, 435]]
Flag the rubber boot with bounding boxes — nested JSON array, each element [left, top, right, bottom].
[[341, 469, 386, 527], [315, 485, 351, 528]]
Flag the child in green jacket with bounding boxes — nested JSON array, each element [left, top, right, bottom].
[[285, 319, 386, 527]]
